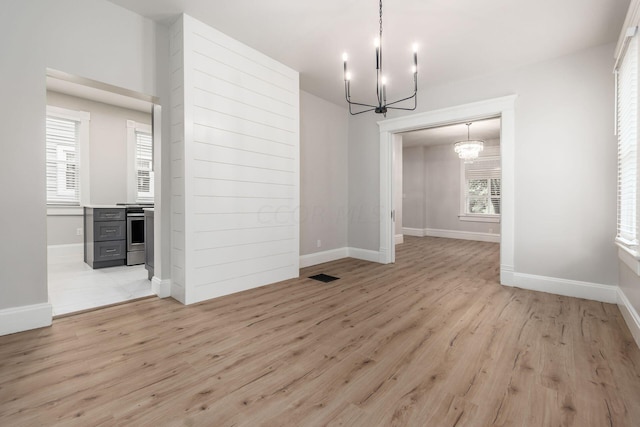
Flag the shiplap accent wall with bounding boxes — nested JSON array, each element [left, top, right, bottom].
[[170, 15, 300, 304]]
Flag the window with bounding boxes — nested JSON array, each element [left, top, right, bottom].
[[616, 29, 639, 255], [127, 121, 154, 203], [459, 146, 501, 222], [46, 106, 90, 205], [135, 130, 154, 201]]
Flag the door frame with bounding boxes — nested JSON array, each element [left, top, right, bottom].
[[377, 95, 517, 286]]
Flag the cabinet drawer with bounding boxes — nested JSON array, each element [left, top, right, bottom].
[[94, 221, 126, 241], [94, 208, 125, 222], [94, 240, 126, 262]]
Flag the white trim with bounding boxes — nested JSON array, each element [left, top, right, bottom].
[[403, 227, 425, 237], [511, 272, 617, 303], [617, 287, 640, 349], [424, 228, 500, 243], [458, 215, 500, 223], [377, 95, 517, 287], [348, 247, 381, 263], [500, 265, 515, 286], [0, 303, 52, 336], [615, 1, 640, 63], [47, 243, 83, 258], [617, 243, 640, 276], [151, 277, 171, 298], [47, 206, 83, 216], [395, 234, 404, 245], [300, 248, 349, 268]]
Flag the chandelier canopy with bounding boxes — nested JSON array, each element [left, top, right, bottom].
[[342, 0, 418, 116], [454, 123, 484, 163]]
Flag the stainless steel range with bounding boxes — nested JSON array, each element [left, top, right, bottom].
[[117, 203, 153, 265]]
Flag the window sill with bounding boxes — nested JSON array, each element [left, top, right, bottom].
[[616, 241, 640, 276], [458, 215, 500, 223], [47, 205, 83, 216]]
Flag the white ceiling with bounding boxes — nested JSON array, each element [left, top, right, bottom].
[[107, 0, 629, 107], [401, 117, 501, 148]]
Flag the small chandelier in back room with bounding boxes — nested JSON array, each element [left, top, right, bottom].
[[342, 0, 418, 117], [454, 123, 484, 163]]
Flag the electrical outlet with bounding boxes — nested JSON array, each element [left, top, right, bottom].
[[76, 228, 83, 236], [317, 239, 322, 248]]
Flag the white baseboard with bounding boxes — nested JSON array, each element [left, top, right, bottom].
[[348, 247, 380, 263], [500, 265, 515, 286], [425, 228, 500, 243], [402, 227, 500, 243], [152, 277, 172, 298], [617, 287, 640, 349], [395, 234, 404, 245], [47, 243, 83, 258], [511, 272, 617, 303], [299, 247, 382, 267], [0, 303, 52, 336], [300, 248, 349, 268], [403, 227, 425, 237]]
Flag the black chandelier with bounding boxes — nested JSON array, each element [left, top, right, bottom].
[[342, 0, 418, 116]]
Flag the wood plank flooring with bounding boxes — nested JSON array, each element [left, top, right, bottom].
[[1, 236, 640, 426]]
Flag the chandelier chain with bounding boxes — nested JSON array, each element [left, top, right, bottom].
[[379, 0, 383, 38]]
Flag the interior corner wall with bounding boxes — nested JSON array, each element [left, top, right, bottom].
[[348, 42, 618, 287], [0, 0, 165, 322], [402, 146, 425, 230], [300, 91, 348, 256], [171, 14, 300, 305]]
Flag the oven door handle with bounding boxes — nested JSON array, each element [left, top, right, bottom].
[[127, 213, 145, 217]]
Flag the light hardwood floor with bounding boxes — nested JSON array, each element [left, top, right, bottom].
[[2, 236, 640, 426]]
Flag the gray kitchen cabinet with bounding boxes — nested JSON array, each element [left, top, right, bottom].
[[84, 207, 127, 269]]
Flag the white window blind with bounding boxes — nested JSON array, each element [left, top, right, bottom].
[[617, 34, 639, 246], [46, 116, 79, 204], [135, 131, 154, 202], [463, 148, 501, 216]]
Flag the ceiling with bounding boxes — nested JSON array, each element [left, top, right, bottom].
[[107, 0, 630, 107], [401, 117, 501, 147]]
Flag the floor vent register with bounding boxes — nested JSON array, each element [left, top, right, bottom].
[[308, 274, 340, 283]]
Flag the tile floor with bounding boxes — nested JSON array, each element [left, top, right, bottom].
[[48, 246, 153, 316]]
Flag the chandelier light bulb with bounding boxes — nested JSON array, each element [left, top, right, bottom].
[[412, 65, 417, 74], [381, 76, 387, 85], [342, 52, 348, 61], [374, 37, 380, 48], [413, 43, 418, 53], [346, 72, 352, 81]]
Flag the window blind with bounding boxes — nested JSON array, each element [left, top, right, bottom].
[[135, 131, 154, 202], [463, 151, 501, 215], [46, 116, 79, 204], [617, 34, 638, 246]]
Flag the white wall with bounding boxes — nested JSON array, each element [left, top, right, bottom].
[[0, 0, 165, 332], [170, 15, 300, 304], [300, 91, 348, 255], [393, 136, 403, 241], [402, 146, 426, 230], [348, 42, 618, 287]]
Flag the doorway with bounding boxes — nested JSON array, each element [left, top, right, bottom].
[[45, 69, 164, 316], [378, 95, 516, 286]]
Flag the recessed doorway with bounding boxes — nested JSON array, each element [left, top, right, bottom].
[[45, 70, 162, 316], [377, 95, 516, 286]]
